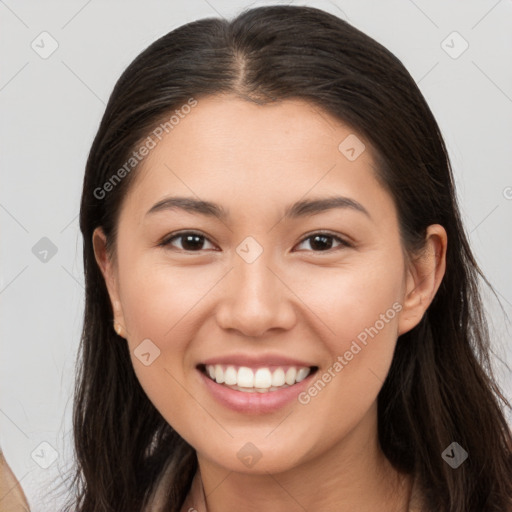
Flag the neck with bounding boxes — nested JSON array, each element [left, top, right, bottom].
[[188, 403, 413, 512]]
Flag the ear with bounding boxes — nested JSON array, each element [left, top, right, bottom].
[[397, 224, 447, 336], [92, 226, 126, 336]]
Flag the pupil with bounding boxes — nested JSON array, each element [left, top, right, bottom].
[[311, 235, 331, 251], [183, 234, 203, 250], [179, 234, 333, 251]]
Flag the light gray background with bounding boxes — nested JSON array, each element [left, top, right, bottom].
[[1, 1, 511, 510]]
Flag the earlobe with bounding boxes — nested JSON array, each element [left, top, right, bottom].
[[397, 224, 447, 336]]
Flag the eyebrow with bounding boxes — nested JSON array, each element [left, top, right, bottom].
[[145, 195, 371, 221]]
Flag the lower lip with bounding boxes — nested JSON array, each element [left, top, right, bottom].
[[198, 369, 316, 414]]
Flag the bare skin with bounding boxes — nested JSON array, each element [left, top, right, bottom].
[[0, 449, 30, 511], [93, 95, 446, 511]]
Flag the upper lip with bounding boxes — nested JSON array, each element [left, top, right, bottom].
[[199, 354, 316, 368]]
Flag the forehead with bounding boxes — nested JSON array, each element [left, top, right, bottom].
[[119, 95, 394, 225]]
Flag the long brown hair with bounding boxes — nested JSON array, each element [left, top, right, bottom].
[[56, 5, 512, 511]]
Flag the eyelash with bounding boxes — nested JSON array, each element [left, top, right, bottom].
[[159, 230, 352, 253]]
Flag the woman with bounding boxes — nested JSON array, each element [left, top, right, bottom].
[[60, 5, 512, 511]]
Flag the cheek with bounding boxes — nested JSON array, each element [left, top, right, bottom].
[[116, 262, 221, 418], [292, 258, 404, 430], [332, 274, 402, 352], [117, 267, 205, 440], [291, 253, 404, 353], [119, 260, 220, 343]]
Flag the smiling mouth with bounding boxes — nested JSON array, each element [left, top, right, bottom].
[[197, 364, 319, 393]]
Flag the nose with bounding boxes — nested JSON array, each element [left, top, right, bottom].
[[215, 252, 297, 338]]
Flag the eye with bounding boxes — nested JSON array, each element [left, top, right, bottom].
[[159, 231, 217, 252], [294, 232, 351, 252], [159, 230, 351, 253]]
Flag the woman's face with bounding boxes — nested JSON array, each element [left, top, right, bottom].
[[94, 95, 438, 474]]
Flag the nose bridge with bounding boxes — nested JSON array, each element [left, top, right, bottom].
[[236, 251, 276, 306], [216, 244, 295, 336]]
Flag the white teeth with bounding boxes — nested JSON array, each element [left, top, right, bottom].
[[224, 366, 237, 386], [296, 367, 310, 382], [285, 367, 297, 385], [254, 368, 272, 388], [237, 367, 254, 387], [214, 364, 224, 384], [205, 364, 312, 391], [271, 368, 285, 387]]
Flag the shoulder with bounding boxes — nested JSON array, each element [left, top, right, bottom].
[[0, 449, 30, 511]]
